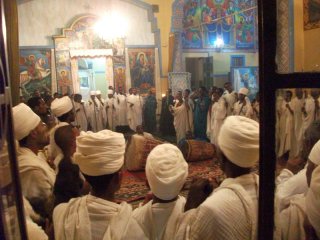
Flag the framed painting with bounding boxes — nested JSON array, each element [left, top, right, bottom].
[[128, 48, 155, 95], [19, 48, 52, 99], [231, 66, 259, 101], [304, 0, 320, 30], [113, 63, 126, 93]]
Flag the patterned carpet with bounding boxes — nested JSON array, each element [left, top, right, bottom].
[[115, 159, 224, 203]]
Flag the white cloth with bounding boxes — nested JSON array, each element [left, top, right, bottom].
[[53, 195, 132, 240], [306, 165, 320, 238], [172, 101, 193, 143], [218, 116, 259, 168], [277, 101, 294, 157], [146, 144, 188, 200], [74, 130, 125, 176], [114, 94, 128, 126], [90, 90, 96, 95], [175, 173, 259, 240], [127, 94, 143, 131], [223, 91, 237, 116], [233, 97, 253, 119], [207, 97, 227, 145], [108, 89, 114, 95], [74, 102, 88, 131], [303, 97, 320, 134], [51, 96, 73, 117], [124, 196, 186, 240], [86, 98, 105, 132], [17, 147, 56, 204], [291, 97, 305, 158], [13, 103, 41, 140], [96, 90, 101, 95], [105, 97, 117, 131], [239, 88, 249, 95], [252, 101, 259, 122], [308, 139, 320, 165]]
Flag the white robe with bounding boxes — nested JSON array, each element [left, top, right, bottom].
[[207, 97, 227, 145], [123, 196, 186, 240], [291, 97, 304, 158], [303, 97, 320, 134], [105, 97, 117, 131], [172, 102, 193, 143], [74, 101, 88, 131], [277, 101, 294, 157], [17, 147, 56, 207], [53, 195, 132, 240], [175, 173, 259, 240], [233, 97, 253, 119], [86, 99, 105, 132], [252, 101, 259, 122], [114, 94, 128, 126], [223, 91, 237, 116], [127, 94, 143, 131]]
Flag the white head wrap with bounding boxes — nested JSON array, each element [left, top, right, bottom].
[[309, 139, 320, 165], [51, 96, 73, 117], [218, 116, 259, 168], [90, 91, 96, 96], [74, 130, 125, 176], [96, 90, 101, 95], [108, 89, 113, 95], [239, 87, 249, 96], [146, 144, 188, 200], [12, 103, 41, 140], [306, 165, 320, 239]]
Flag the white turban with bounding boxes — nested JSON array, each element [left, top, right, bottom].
[[96, 90, 101, 95], [51, 96, 73, 117], [239, 87, 249, 96], [90, 91, 96, 96], [306, 165, 320, 239], [108, 89, 113, 95], [309, 139, 320, 165], [146, 144, 188, 200], [218, 116, 259, 168], [74, 130, 125, 176], [12, 103, 41, 140]]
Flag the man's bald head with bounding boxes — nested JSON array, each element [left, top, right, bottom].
[[54, 125, 76, 156]]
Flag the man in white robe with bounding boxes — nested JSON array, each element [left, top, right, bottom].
[[207, 88, 227, 145], [53, 130, 132, 240], [123, 144, 188, 240], [170, 91, 193, 143], [127, 88, 143, 132], [105, 89, 116, 131], [86, 91, 104, 132], [175, 116, 259, 240], [96, 90, 107, 128], [12, 103, 56, 218], [114, 86, 128, 131], [233, 88, 253, 119], [291, 89, 305, 158], [73, 93, 88, 131], [183, 89, 194, 134], [277, 90, 295, 158], [302, 89, 320, 135], [223, 82, 237, 116]]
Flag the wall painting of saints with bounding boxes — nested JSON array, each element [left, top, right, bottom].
[[19, 48, 52, 98], [304, 0, 320, 30], [57, 68, 72, 95], [128, 48, 155, 95]]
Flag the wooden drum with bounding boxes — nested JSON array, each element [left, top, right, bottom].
[[180, 140, 216, 162], [125, 134, 163, 171]]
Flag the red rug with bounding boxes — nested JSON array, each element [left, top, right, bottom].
[[115, 160, 223, 203]]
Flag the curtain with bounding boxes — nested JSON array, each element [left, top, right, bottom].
[[51, 49, 57, 94], [125, 48, 131, 90], [155, 48, 161, 115], [70, 58, 80, 94]]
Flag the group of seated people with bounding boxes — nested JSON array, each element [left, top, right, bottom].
[[11, 89, 320, 240]]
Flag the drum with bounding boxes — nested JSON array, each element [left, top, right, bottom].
[[125, 134, 163, 171], [180, 140, 216, 162]]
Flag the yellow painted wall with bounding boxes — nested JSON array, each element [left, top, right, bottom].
[[304, 29, 320, 71]]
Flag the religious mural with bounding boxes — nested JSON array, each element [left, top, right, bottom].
[[19, 48, 51, 98], [113, 56, 126, 93], [231, 66, 259, 101], [128, 49, 155, 95], [304, 0, 320, 30], [182, 0, 257, 49]]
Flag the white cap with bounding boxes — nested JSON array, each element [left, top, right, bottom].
[[108, 89, 113, 95], [12, 103, 41, 140], [90, 91, 96, 96], [309, 139, 320, 165], [239, 87, 249, 96], [146, 144, 188, 200], [96, 90, 101, 95], [51, 96, 73, 117], [218, 116, 259, 168], [74, 130, 125, 176]]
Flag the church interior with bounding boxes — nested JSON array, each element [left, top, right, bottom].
[[1, 0, 320, 239]]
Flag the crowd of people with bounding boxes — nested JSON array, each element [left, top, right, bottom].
[[11, 85, 320, 240]]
